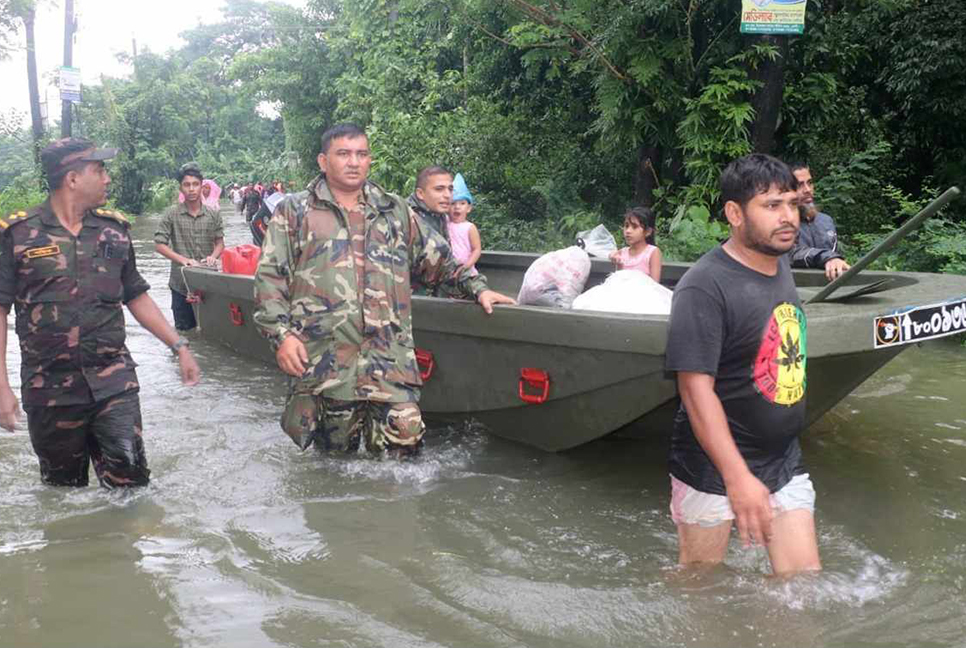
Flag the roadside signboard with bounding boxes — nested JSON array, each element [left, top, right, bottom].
[[59, 66, 82, 103], [740, 0, 808, 35]]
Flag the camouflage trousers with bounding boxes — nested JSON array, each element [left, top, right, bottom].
[[25, 389, 150, 488], [281, 394, 425, 456]]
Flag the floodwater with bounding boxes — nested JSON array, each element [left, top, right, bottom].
[[2, 207, 965, 648]]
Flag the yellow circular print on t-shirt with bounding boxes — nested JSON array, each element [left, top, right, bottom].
[[753, 302, 807, 406]]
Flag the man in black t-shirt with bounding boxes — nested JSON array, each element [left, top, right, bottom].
[[665, 154, 821, 575]]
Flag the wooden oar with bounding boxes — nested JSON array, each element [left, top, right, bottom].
[[806, 186, 962, 304]]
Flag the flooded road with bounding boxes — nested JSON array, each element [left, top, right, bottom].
[[2, 207, 965, 647]]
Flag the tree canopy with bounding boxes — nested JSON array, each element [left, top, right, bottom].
[[1, 0, 963, 272]]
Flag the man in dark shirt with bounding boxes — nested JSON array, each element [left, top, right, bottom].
[[788, 162, 850, 282], [0, 138, 200, 488], [243, 186, 262, 223], [665, 154, 820, 575]]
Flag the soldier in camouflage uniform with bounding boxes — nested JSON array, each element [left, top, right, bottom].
[[253, 124, 514, 457], [407, 166, 470, 298], [0, 139, 201, 487], [407, 166, 453, 243]]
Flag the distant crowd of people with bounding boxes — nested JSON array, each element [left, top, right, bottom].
[[225, 181, 286, 220]]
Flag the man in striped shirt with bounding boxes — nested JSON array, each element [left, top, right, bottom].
[[155, 163, 225, 331]]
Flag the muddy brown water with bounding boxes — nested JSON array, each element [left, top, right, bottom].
[[1, 206, 965, 647]]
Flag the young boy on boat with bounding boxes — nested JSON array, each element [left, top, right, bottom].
[[609, 207, 662, 283], [447, 173, 481, 276], [665, 154, 820, 575]]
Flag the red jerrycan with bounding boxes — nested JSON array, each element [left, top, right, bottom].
[[221, 244, 261, 275]]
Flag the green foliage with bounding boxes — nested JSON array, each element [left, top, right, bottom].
[[846, 186, 966, 275], [70, 3, 291, 213], [0, 0, 33, 59], [812, 138, 894, 235], [4, 0, 962, 269], [476, 216, 570, 253], [0, 129, 34, 187], [660, 204, 729, 262], [677, 63, 758, 207], [143, 179, 178, 215], [0, 172, 43, 215]]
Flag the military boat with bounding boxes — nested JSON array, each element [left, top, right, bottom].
[[182, 251, 966, 451]]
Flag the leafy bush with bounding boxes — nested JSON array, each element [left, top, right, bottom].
[[844, 183, 966, 275], [0, 174, 44, 216], [143, 179, 179, 215], [659, 204, 729, 262], [848, 218, 966, 275]]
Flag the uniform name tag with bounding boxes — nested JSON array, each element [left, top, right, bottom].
[[25, 245, 61, 259]]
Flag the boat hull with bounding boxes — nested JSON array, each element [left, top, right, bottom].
[[184, 252, 966, 451]]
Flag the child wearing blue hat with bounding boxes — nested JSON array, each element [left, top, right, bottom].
[[447, 173, 481, 276]]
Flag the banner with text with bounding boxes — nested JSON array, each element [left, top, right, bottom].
[[741, 0, 808, 35]]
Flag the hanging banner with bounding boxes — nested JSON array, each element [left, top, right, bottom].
[[740, 0, 808, 35], [59, 66, 82, 103]]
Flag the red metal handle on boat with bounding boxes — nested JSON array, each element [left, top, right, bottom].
[[519, 368, 550, 404], [186, 291, 204, 304], [229, 303, 244, 326], [415, 348, 434, 381]]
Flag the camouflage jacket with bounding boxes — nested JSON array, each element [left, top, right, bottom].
[[253, 175, 488, 403], [406, 194, 450, 243], [0, 201, 150, 406]]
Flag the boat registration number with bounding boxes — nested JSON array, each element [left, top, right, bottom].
[[874, 297, 966, 348]]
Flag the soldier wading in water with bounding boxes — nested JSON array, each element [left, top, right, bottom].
[[253, 123, 515, 457], [0, 139, 200, 488]]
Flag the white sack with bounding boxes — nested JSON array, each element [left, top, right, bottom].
[[517, 246, 592, 308], [572, 269, 672, 315]]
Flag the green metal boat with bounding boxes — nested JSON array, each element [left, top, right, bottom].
[[183, 251, 966, 451]]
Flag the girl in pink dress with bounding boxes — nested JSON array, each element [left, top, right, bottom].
[[608, 207, 662, 282], [448, 173, 481, 276]]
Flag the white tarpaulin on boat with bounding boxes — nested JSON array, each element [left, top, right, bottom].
[[572, 269, 673, 315]]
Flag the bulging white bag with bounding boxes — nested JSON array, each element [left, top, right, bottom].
[[517, 246, 591, 308], [576, 224, 618, 258], [572, 269, 672, 315]]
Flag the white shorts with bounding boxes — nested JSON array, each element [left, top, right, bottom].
[[669, 473, 816, 527]]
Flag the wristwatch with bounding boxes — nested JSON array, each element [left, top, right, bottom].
[[170, 337, 190, 354]]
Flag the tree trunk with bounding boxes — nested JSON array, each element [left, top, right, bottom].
[[462, 45, 469, 108], [748, 35, 788, 155], [61, 0, 75, 138], [633, 143, 662, 207], [24, 8, 44, 170]]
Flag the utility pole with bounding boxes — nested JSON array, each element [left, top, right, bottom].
[[61, 0, 76, 138], [132, 36, 138, 79]]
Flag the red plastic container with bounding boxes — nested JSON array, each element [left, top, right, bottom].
[[221, 244, 261, 275]]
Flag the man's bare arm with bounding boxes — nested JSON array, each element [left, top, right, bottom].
[[155, 242, 198, 267], [0, 305, 20, 431], [205, 237, 225, 266], [677, 371, 773, 547]]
